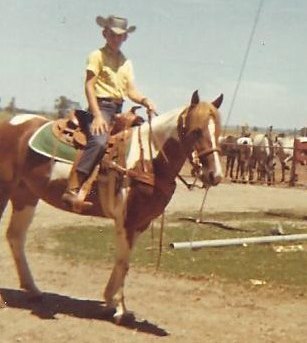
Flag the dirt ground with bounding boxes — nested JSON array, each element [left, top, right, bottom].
[[1, 182, 307, 343]]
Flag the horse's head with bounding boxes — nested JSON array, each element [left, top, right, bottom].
[[178, 90, 223, 187]]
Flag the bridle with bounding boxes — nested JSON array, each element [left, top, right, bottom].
[[179, 115, 221, 189], [178, 105, 220, 157], [196, 147, 221, 159]]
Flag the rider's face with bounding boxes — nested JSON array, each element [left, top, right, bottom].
[[103, 29, 127, 52]]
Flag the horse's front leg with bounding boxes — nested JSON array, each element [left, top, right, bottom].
[[225, 157, 230, 177], [242, 162, 248, 183], [104, 224, 137, 324], [281, 162, 286, 182]]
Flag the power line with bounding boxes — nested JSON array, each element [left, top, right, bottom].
[[223, 0, 265, 134]]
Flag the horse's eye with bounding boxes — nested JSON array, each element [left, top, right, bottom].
[[193, 129, 202, 138]]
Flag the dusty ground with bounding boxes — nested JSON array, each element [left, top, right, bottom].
[[1, 182, 307, 343]]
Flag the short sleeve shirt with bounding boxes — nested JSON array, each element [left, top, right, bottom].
[[86, 46, 134, 100]]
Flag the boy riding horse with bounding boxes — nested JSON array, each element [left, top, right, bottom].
[[62, 15, 156, 211]]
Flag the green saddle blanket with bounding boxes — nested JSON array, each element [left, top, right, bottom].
[[29, 121, 77, 164]]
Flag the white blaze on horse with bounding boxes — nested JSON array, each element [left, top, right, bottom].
[[0, 91, 223, 322]]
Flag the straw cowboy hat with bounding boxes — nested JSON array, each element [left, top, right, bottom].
[[96, 15, 136, 34]]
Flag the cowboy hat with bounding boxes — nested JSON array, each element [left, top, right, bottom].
[[96, 15, 136, 34]]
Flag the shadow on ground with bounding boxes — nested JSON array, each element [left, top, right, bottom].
[[0, 288, 169, 337]]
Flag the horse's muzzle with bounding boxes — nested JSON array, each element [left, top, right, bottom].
[[198, 168, 222, 188], [197, 149, 223, 187], [208, 171, 222, 186]]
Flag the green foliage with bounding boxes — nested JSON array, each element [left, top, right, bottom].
[[47, 211, 307, 290]]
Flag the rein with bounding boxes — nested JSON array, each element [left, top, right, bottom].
[[146, 110, 166, 272], [197, 147, 221, 158]]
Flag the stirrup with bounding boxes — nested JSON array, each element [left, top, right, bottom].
[[62, 189, 93, 213]]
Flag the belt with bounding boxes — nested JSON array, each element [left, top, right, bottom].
[[97, 97, 124, 105]]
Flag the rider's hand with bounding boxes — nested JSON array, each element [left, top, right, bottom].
[[142, 98, 157, 115], [91, 114, 108, 135]]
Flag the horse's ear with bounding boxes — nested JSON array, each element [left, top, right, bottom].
[[190, 90, 200, 106], [212, 93, 223, 109]]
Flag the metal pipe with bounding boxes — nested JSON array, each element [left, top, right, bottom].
[[169, 233, 307, 250]]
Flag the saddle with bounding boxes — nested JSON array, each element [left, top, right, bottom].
[[52, 106, 144, 149], [53, 107, 154, 213]]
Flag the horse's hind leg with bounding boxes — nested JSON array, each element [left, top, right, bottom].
[[0, 182, 12, 223], [6, 183, 41, 297]]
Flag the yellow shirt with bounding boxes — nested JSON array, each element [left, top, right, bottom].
[[86, 46, 134, 100]]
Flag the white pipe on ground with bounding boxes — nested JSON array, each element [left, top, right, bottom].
[[169, 234, 307, 250]]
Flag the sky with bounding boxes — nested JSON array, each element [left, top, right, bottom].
[[0, 0, 306, 130]]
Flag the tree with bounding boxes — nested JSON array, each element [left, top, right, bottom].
[[54, 96, 81, 118], [299, 127, 307, 137], [5, 97, 16, 114]]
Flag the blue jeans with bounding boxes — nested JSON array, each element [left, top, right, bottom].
[[75, 99, 123, 176]]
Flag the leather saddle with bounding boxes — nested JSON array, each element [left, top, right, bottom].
[[52, 107, 144, 149]]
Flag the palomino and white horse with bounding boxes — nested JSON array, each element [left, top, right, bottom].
[[0, 91, 223, 323]]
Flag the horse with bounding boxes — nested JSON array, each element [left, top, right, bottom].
[[0, 90, 223, 323], [219, 135, 238, 180], [250, 133, 276, 185]]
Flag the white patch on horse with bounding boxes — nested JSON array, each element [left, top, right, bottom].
[[49, 161, 71, 181], [254, 134, 270, 155], [276, 136, 294, 161], [126, 107, 184, 168], [237, 137, 253, 157], [208, 118, 223, 178], [237, 137, 252, 145], [9, 114, 46, 125]]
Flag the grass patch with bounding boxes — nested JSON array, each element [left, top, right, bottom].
[[48, 211, 307, 289]]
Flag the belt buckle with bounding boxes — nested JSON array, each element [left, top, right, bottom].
[[100, 97, 122, 105], [113, 98, 123, 105]]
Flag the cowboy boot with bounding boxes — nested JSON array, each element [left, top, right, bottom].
[[62, 169, 93, 213]]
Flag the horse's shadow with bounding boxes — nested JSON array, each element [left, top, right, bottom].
[[0, 288, 169, 337]]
